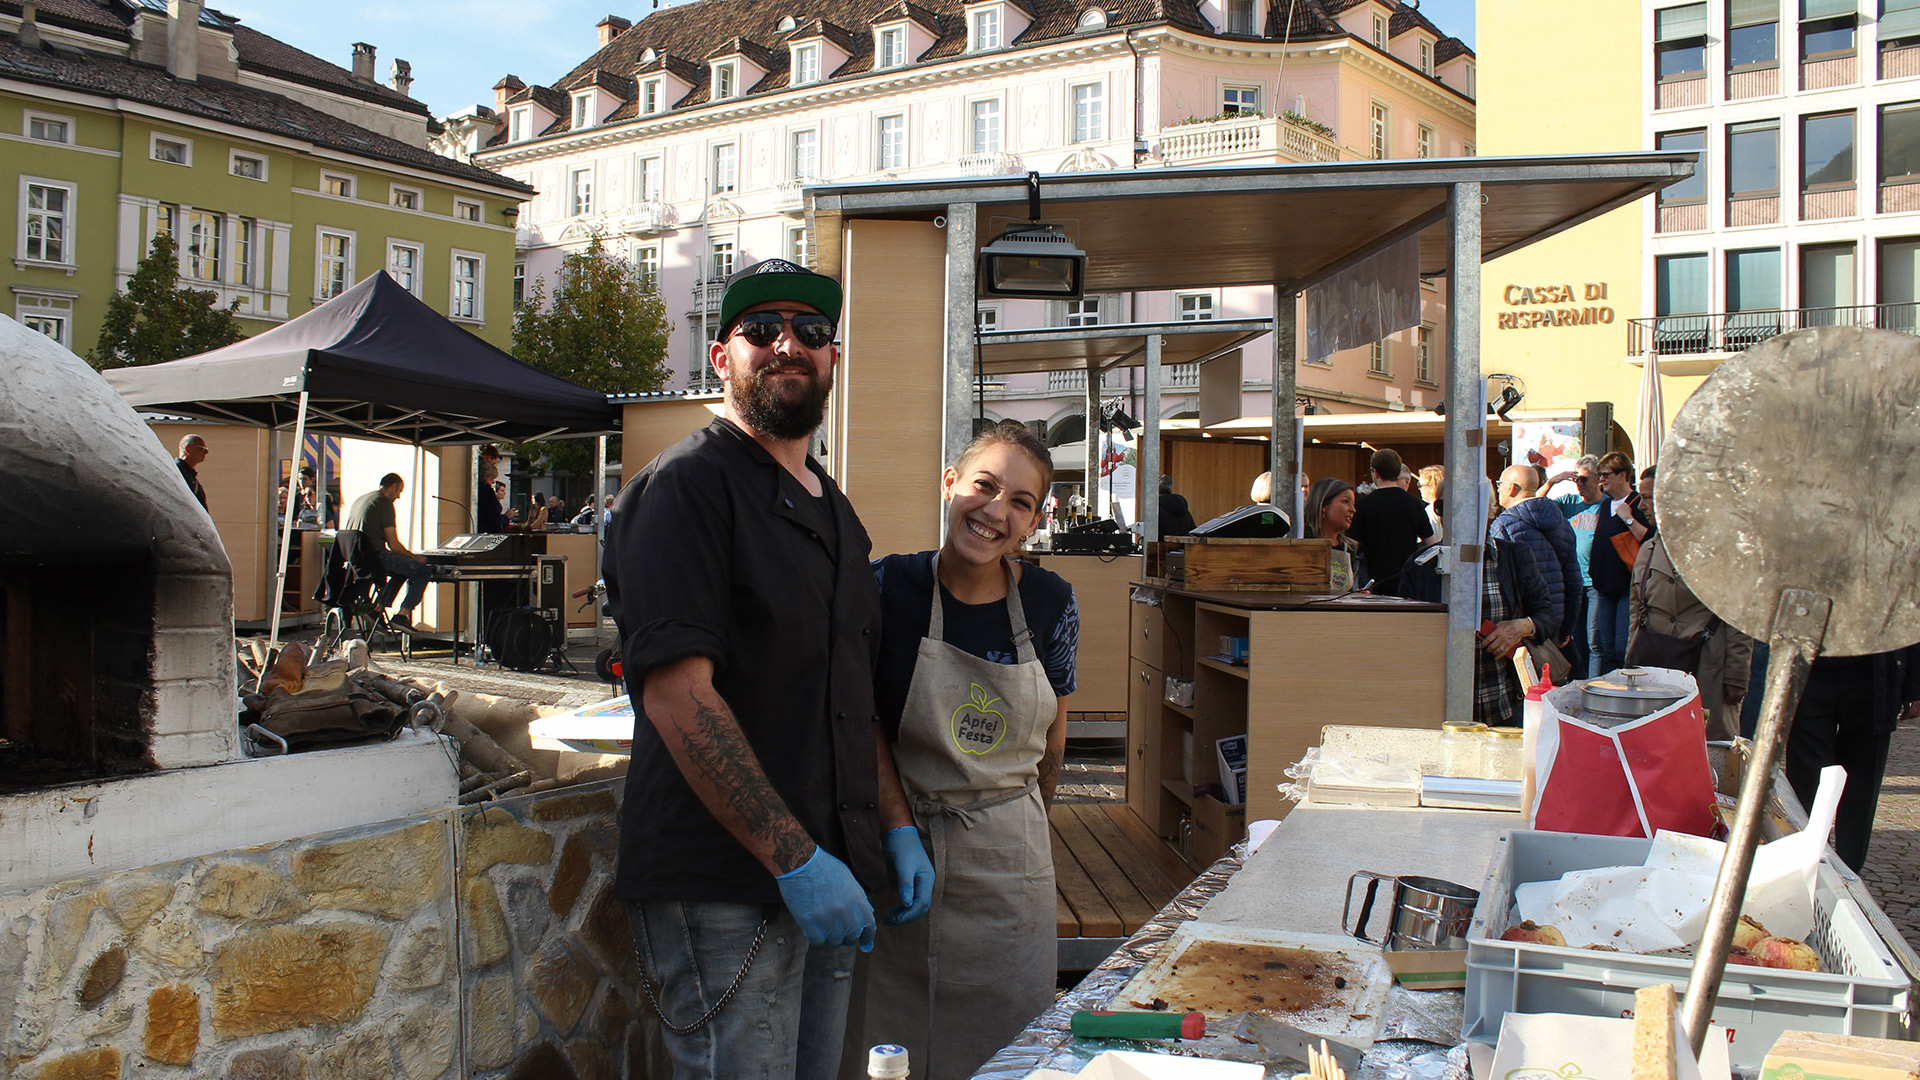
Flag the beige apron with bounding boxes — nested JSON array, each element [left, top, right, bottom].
[[843, 555, 1058, 1080]]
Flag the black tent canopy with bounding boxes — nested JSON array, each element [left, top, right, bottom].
[[105, 271, 618, 444]]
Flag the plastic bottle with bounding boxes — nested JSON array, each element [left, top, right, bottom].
[[1520, 671, 1553, 826], [868, 1044, 909, 1080]]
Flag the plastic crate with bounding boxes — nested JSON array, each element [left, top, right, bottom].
[[1462, 829, 1911, 1068]]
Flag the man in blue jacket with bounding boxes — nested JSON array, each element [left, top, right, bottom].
[[1491, 464, 1586, 677]]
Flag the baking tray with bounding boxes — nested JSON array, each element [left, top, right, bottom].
[[1112, 923, 1392, 1049]]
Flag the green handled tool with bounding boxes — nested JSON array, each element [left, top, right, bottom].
[[1069, 1009, 1206, 1040]]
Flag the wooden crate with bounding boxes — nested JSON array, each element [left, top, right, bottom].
[[1168, 537, 1332, 592]]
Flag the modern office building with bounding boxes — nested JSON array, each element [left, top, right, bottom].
[[2, 0, 532, 357], [1481, 0, 1920, 444], [468, 0, 1474, 438]]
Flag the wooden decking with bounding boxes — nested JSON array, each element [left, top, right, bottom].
[[1050, 802, 1198, 965]]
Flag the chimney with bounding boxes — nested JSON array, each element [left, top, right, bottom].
[[493, 74, 525, 117], [389, 58, 414, 97], [596, 15, 632, 46], [19, 4, 42, 49], [167, 0, 201, 82], [351, 42, 376, 85]]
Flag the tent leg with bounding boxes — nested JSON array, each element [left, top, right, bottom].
[[265, 390, 310, 667]]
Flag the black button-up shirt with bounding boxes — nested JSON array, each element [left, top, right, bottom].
[[603, 418, 885, 903]]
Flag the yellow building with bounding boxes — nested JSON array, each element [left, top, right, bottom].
[[1477, 0, 1704, 450]]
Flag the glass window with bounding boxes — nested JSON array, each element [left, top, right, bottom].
[[23, 313, 66, 344], [28, 116, 68, 143], [974, 8, 1001, 48], [392, 187, 420, 210], [635, 246, 660, 288], [795, 44, 820, 83], [880, 28, 906, 67], [1223, 85, 1260, 115], [389, 241, 421, 295], [1802, 111, 1856, 189], [571, 168, 594, 215], [1801, 242, 1857, 313], [235, 218, 253, 286], [573, 93, 592, 128], [710, 238, 735, 279], [1878, 237, 1920, 332], [1729, 0, 1779, 63], [153, 137, 189, 164], [971, 99, 1001, 153], [232, 154, 265, 180], [642, 80, 660, 114], [24, 183, 69, 263], [456, 199, 481, 221], [1177, 293, 1215, 320], [638, 156, 663, 201], [1072, 83, 1104, 142], [787, 224, 807, 265], [716, 63, 736, 99], [185, 210, 222, 281], [1657, 3, 1710, 79], [1802, 16, 1857, 59], [1368, 341, 1389, 375], [1727, 121, 1778, 195], [976, 304, 1000, 331], [1656, 252, 1710, 314], [452, 254, 480, 319], [712, 143, 738, 192], [1371, 12, 1387, 47], [509, 109, 528, 141], [155, 204, 175, 237], [791, 129, 819, 180], [318, 231, 352, 299], [1880, 103, 1920, 184], [1416, 125, 1434, 158], [878, 114, 906, 170], [513, 261, 526, 308], [1064, 297, 1101, 326], [1370, 103, 1390, 159], [1884, 0, 1920, 42], [1416, 325, 1435, 383], [323, 173, 353, 198], [1227, 0, 1254, 33], [1659, 130, 1708, 202], [1727, 247, 1783, 310]]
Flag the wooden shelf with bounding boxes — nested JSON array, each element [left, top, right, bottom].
[[1197, 601, 1253, 620], [1164, 699, 1196, 721], [1161, 777, 1193, 805], [1197, 655, 1250, 679]]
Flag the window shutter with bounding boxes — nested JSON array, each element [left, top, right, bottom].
[[1881, 0, 1920, 39], [1729, 0, 1778, 27], [1657, 2, 1709, 38], [1801, 0, 1856, 20]]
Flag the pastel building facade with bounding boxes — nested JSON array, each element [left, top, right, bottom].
[[470, 0, 1473, 440]]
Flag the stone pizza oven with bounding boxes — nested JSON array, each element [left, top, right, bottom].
[[0, 315, 238, 789]]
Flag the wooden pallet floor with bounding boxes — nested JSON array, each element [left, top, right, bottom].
[[1051, 802, 1197, 942]]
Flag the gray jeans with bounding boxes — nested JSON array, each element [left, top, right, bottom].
[[628, 899, 855, 1080]]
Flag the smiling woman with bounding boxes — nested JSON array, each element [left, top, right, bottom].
[[845, 420, 1081, 1080]]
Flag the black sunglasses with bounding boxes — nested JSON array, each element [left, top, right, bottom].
[[732, 310, 836, 349]]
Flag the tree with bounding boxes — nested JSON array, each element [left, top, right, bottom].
[[88, 232, 244, 369], [511, 232, 671, 480]]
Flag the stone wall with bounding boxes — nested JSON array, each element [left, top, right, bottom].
[[0, 778, 671, 1080]]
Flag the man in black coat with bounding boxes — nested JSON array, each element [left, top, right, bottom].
[[1348, 448, 1432, 593], [1158, 475, 1196, 538], [1785, 645, 1920, 872]]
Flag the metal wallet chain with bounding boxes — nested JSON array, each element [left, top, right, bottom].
[[636, 914, 770, 1035]]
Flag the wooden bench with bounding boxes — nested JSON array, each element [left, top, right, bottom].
[[1050, 802, 1198, 969]]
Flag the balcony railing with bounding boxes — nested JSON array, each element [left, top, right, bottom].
[[618, 202, 673, 236], [689, 279, 724, 317], [1627, 302, 1920, 357], [1159, 114, 1345, 166], [958, 151, 1024, 176], [774, 177, 820, 213]]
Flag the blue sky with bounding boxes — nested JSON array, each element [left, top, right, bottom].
[[215, 0, 1476, 120]]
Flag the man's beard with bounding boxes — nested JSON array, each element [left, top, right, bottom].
[[729, 354, 833, 441]]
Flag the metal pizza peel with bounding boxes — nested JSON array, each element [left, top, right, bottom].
[[1656, 325, 1920, 1052]]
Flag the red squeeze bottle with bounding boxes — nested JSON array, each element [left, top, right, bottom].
[[1069, 1010, 1207, 1040]]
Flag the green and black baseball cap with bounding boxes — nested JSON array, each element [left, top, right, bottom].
[[718, 259, 843, 331]]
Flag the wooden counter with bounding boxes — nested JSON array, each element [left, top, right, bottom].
[[1024, 552, 1140, 737], [1127, 585, 1448, 867]]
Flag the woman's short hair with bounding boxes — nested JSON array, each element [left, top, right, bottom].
[[1301, 477, 1354, 539], [1597, 451, 1631, 476], [1250, 471, 1272, 504], [1417, 464, 1445, 497], [956, 419, 1054, 494]]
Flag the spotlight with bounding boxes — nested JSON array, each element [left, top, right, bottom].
[[979, 172, 1086, 299]]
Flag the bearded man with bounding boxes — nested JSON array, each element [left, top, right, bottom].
[[603, 259, 926, 1080]]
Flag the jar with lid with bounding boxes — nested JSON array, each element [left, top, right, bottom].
[[1439, 720, 1488, 777], [1484, 726, 1524, 781]]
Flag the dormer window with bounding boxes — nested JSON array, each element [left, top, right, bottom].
[[777, 14, 798, 31], [715, 62, 737, 99], [1419, 38, 1433, 73], [642, 78, 662, 114], [509, 107, 530, 141], [1077, 7, 1108, 30], [879, 27, 906, 66], [641, 47, 657, 63], [794, 43, 820, 83], [1371, 11, 1387, 48], [573, 91, 595, 128], [972, 8, 1001, 49], [1226, 0, 1254, 34]]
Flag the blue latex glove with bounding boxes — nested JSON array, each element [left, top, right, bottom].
[[775, 845, 877, 951], [882, 826, 935, 925]]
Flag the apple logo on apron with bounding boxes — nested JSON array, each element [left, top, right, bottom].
[[949, 683, 1007, 755]]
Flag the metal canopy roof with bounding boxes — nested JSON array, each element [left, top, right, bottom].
[[975, 319, 1269, 375], [809, 153, 1695, 293]]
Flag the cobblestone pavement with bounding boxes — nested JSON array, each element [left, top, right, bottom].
[[1056, 740, 1127, 803], [1857, 722, 1920, 950]]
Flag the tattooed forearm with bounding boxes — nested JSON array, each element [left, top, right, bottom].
[[646, 658, 815, 876], [1038, 746, 1062, 808]]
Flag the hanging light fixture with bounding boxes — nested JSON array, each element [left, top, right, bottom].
[[979, 171, 1086, 299]]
